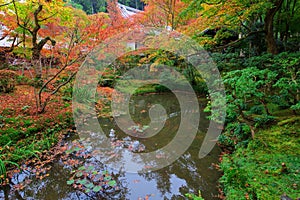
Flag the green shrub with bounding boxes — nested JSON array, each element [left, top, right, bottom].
[[254, 114, 276, 128], [154, 84, 170, 92], [16, 75, 32, 85], [248, 105, 264, 115], [61, 83, 73, 101], [219, 122, 252, 149], [291, 102, 300, 113], [73, 86, 95, 104]]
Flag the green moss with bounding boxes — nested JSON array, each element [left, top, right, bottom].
[[220, 121, 300, 200], [277, 117, 300, 126], [117, 81, 177, 95]]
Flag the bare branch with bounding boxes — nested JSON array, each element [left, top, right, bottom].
[[8, 35, 22, 51], [213, 30, 265, 50], [50, 71, 77, 96], [0, 34, 8, 41], [38, 12, 57, 22], [0, 1, 12, 7], [37, 53, 86, 108], [203, 0, 223, 5], [38, 71, 77, 113]]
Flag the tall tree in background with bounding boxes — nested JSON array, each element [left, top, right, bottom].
[[181, 0, 300, 54], [274, 0, 300, 50], [70, 0, 107, 14], [119, 0, 144, 10], [264, 0, 284, 54]]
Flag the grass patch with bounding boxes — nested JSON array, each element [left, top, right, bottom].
[[0, 112, 74, 182]]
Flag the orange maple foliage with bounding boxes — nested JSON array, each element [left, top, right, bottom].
[[134, 0, 187, 30]]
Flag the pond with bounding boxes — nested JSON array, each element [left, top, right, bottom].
[[0, 92, 221, 200]]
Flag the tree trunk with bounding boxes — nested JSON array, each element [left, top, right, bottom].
[[264, 0, 284, 55], [32, 37, 55, 79]]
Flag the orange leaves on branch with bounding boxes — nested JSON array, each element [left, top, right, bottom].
[[134, 0, 187, 30]]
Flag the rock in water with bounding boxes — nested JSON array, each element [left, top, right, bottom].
[[109, 129, 115, 138], [132, 141, 140, 151]]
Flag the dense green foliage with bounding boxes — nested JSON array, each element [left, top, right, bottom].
[[201, 45, 300, 200], [68, 0, 107, 14], [208, 52, 300, 150], [99, 49, 207, 94]]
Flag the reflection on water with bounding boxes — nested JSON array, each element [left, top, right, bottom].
[[0, 93, 221, 200]]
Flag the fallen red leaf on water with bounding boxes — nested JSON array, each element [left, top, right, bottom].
[[133, 179, 140, 183]]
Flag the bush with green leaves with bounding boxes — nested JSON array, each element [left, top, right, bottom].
[[219, 122, 251, 149], [73, 85, 95, 104], [272, 52, 300, 111], [224, 67, 277, 116], [209, 52, 300, 200], [206, 52, 300, 151]]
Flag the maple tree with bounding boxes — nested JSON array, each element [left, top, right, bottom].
[[36, 9, 111, 113], [0, 0, 122, 113], [0, 0, 74, 78], [36, 0, 135, 113], [135, 0, 187, 30]]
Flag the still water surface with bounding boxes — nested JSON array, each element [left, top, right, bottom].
[[0, 93, 221, 200]]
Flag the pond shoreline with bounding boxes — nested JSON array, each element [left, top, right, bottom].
[[1, 91, 222, 200]]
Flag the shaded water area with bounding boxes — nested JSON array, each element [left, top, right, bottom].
[[0, 93, 221, 200]]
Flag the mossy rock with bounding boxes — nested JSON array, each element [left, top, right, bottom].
[[278, 117, 300, 126], [0, 70, 19, 93]]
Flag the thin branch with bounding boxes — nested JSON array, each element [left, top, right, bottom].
[[0, 35, 22, 53], [38, 12, 57, 22], [203, 0, 223, 5], [0, 1, 13, 7], [12, 0, 33, 34], [50, 71, 77, 96], [39, 71, 77, 113], [213, 30, 264, 50], [0, 34, 8, 41], [37, 53, 86, 108], [8, 35, 22, 51]]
